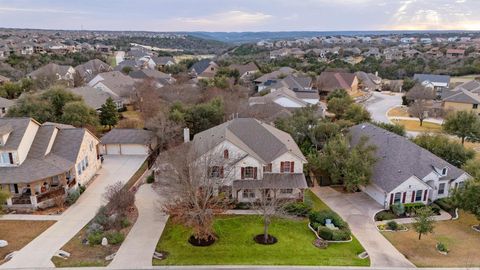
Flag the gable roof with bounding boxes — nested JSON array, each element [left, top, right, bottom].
[[101, 128, 155, 145], [442, 89, 480, 104], [90, 71, 135, 97], [413, 74, 450, 85], [28, 63, 74, 79], [254, 67, 295, 83], [0, 118, 97, 184], [67, 86, 118, 110], [74, 59, 112, 82], [317, 72, 357, 91], [192, 118, 306, 164], [191, 59, 216, 75], [229, 62, 259, 76], [451, 80, 480, 94], [349, 123, 466, 193]]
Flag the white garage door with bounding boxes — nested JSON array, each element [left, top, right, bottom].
[[119, 144, 148, 155], [106, 144, 121, 155]]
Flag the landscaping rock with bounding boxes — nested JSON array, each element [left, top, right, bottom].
[[101, 237, 108, 246], [153, 251, 168, 260], [105, 252, 116, 261], [0, 240, 8, 248], [313, 239, 328, 249], [81, 238, 89, 246], [4, 251, 16, 262], [358, 251, 369, 259], [54, 250, 70, 259]]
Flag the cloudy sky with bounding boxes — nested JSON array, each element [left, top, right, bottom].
[[0, 0, 479, 32]]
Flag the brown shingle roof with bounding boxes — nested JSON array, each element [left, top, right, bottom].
[[317, 72, 357, 92]]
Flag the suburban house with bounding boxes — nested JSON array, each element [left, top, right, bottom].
[[316, 71, 359, 98], [100, 128, 157, 155], [74, 59, 113, 84], [249, 87, 322, 110], [413, 74, 450, 91], [0, 118, 101, 209], [67, 86, 123, 111], [254, 67, 296, 92], [151, 56, 175, 68], [0, 97, 15, 118], [356, 71, 382, 91], [28, 63, 76, 87], [187, 118, 308, 202], [88, 71, 136, 105], [349, 123, 470, 209], [442, 80, 480, 114], [446, 49, 465, 58], [228, 62, 259, 80], [190, 59, 219, 79], [129, 69, 176, 87]]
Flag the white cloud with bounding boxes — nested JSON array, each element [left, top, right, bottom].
[[0, 6, 87, 14], [169, 10, 272, 31]]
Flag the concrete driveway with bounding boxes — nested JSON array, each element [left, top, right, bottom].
[[311, 187, 415, 268], [1, 155, 147, 269], [109, 184, 169, 269], [364, 92, 403, 123]]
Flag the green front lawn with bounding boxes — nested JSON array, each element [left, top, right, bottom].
[[154, 215, 369, 266]]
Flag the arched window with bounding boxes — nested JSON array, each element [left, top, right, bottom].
[[223, 149, 229, 159]]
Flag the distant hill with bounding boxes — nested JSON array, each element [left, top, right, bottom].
[[188, 30, 479, 44]]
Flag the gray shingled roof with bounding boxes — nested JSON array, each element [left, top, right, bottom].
[[413, 74, 450, 84], [0, 118, 32, 150], [349, 123, 466, 193], [442, 89, 480, 104], [232, 173, 307, 190], [192, 118, 306, 164], [0, 118, 95, 184], [191, 59, 214, 74], [67, 86, 117, 110], [101, 128, 154, 145]]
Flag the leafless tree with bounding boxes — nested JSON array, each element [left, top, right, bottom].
[[155, 143, 237, 242], [145, 109, 182, 150], [406, 84, 436, 102], [103, 182, 135, 217], [408, 100, 430, 126], [255, 188, 287, 244]]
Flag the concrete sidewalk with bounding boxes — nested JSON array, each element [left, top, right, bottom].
[[1, 155, 147, 269], [375, 210, 452, 226], [0, 214, 61, 221], [108, 184, 169, 269], [310, 187, 415, 268]]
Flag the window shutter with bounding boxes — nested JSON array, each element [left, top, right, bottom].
[[290, 161, 294, 173], [280, 162, 284, 173], [8, 153, 13, 164], [411, 191, 415, 202], [220, 166, 224, 178], [423, 190, 428, 201], [402, 192, 406, 203], [241, 167, 245, 179], [253, 167, 257, 180], [389, 193, 393, 205]]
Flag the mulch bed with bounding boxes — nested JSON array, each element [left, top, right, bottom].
[[253, 234, 278, 245]]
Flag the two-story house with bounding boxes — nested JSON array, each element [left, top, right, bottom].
[[349, 123, 470, 209], [189, 118, 308, 202], [0, 118, 101, 210]]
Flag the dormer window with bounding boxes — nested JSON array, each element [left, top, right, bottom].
[[441, 167, 448, 176]]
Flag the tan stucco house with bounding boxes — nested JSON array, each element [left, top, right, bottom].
[[0, 118, 101, 210], [442, 80, 480, 114]]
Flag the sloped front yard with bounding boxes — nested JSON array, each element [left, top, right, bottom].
[[154, 191, 369, 266], [0, 220, 56, 265], [382, 212, 480, 267]]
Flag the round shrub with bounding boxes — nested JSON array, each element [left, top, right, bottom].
[[284, 202, 312, 217], [391, 203, 405, 216], [317, 226, 333, 240], [66, 190, 80, 206], [106, 231, 125, 245], [146, 174, 154, 184], [375, 211, 397, 221], [309, 210, 348, 230], [87, 231, 104, 246], [331, 230, 350, 241], [387, 220, 399, 231]]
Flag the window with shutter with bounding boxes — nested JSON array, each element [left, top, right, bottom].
[[290, 161, 294, 173], [423, 190, 428, 201], [402, 192, 406, 203], [253, 167, 257, 179], [241, 167, 245, 179]]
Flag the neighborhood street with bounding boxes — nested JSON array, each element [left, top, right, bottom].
[[1, 155, 147, 269], [364, 92, 403, 123], [310, 187, 415, 268]]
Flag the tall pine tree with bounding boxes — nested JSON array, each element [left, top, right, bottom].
[[100, 97, 119, 130]]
